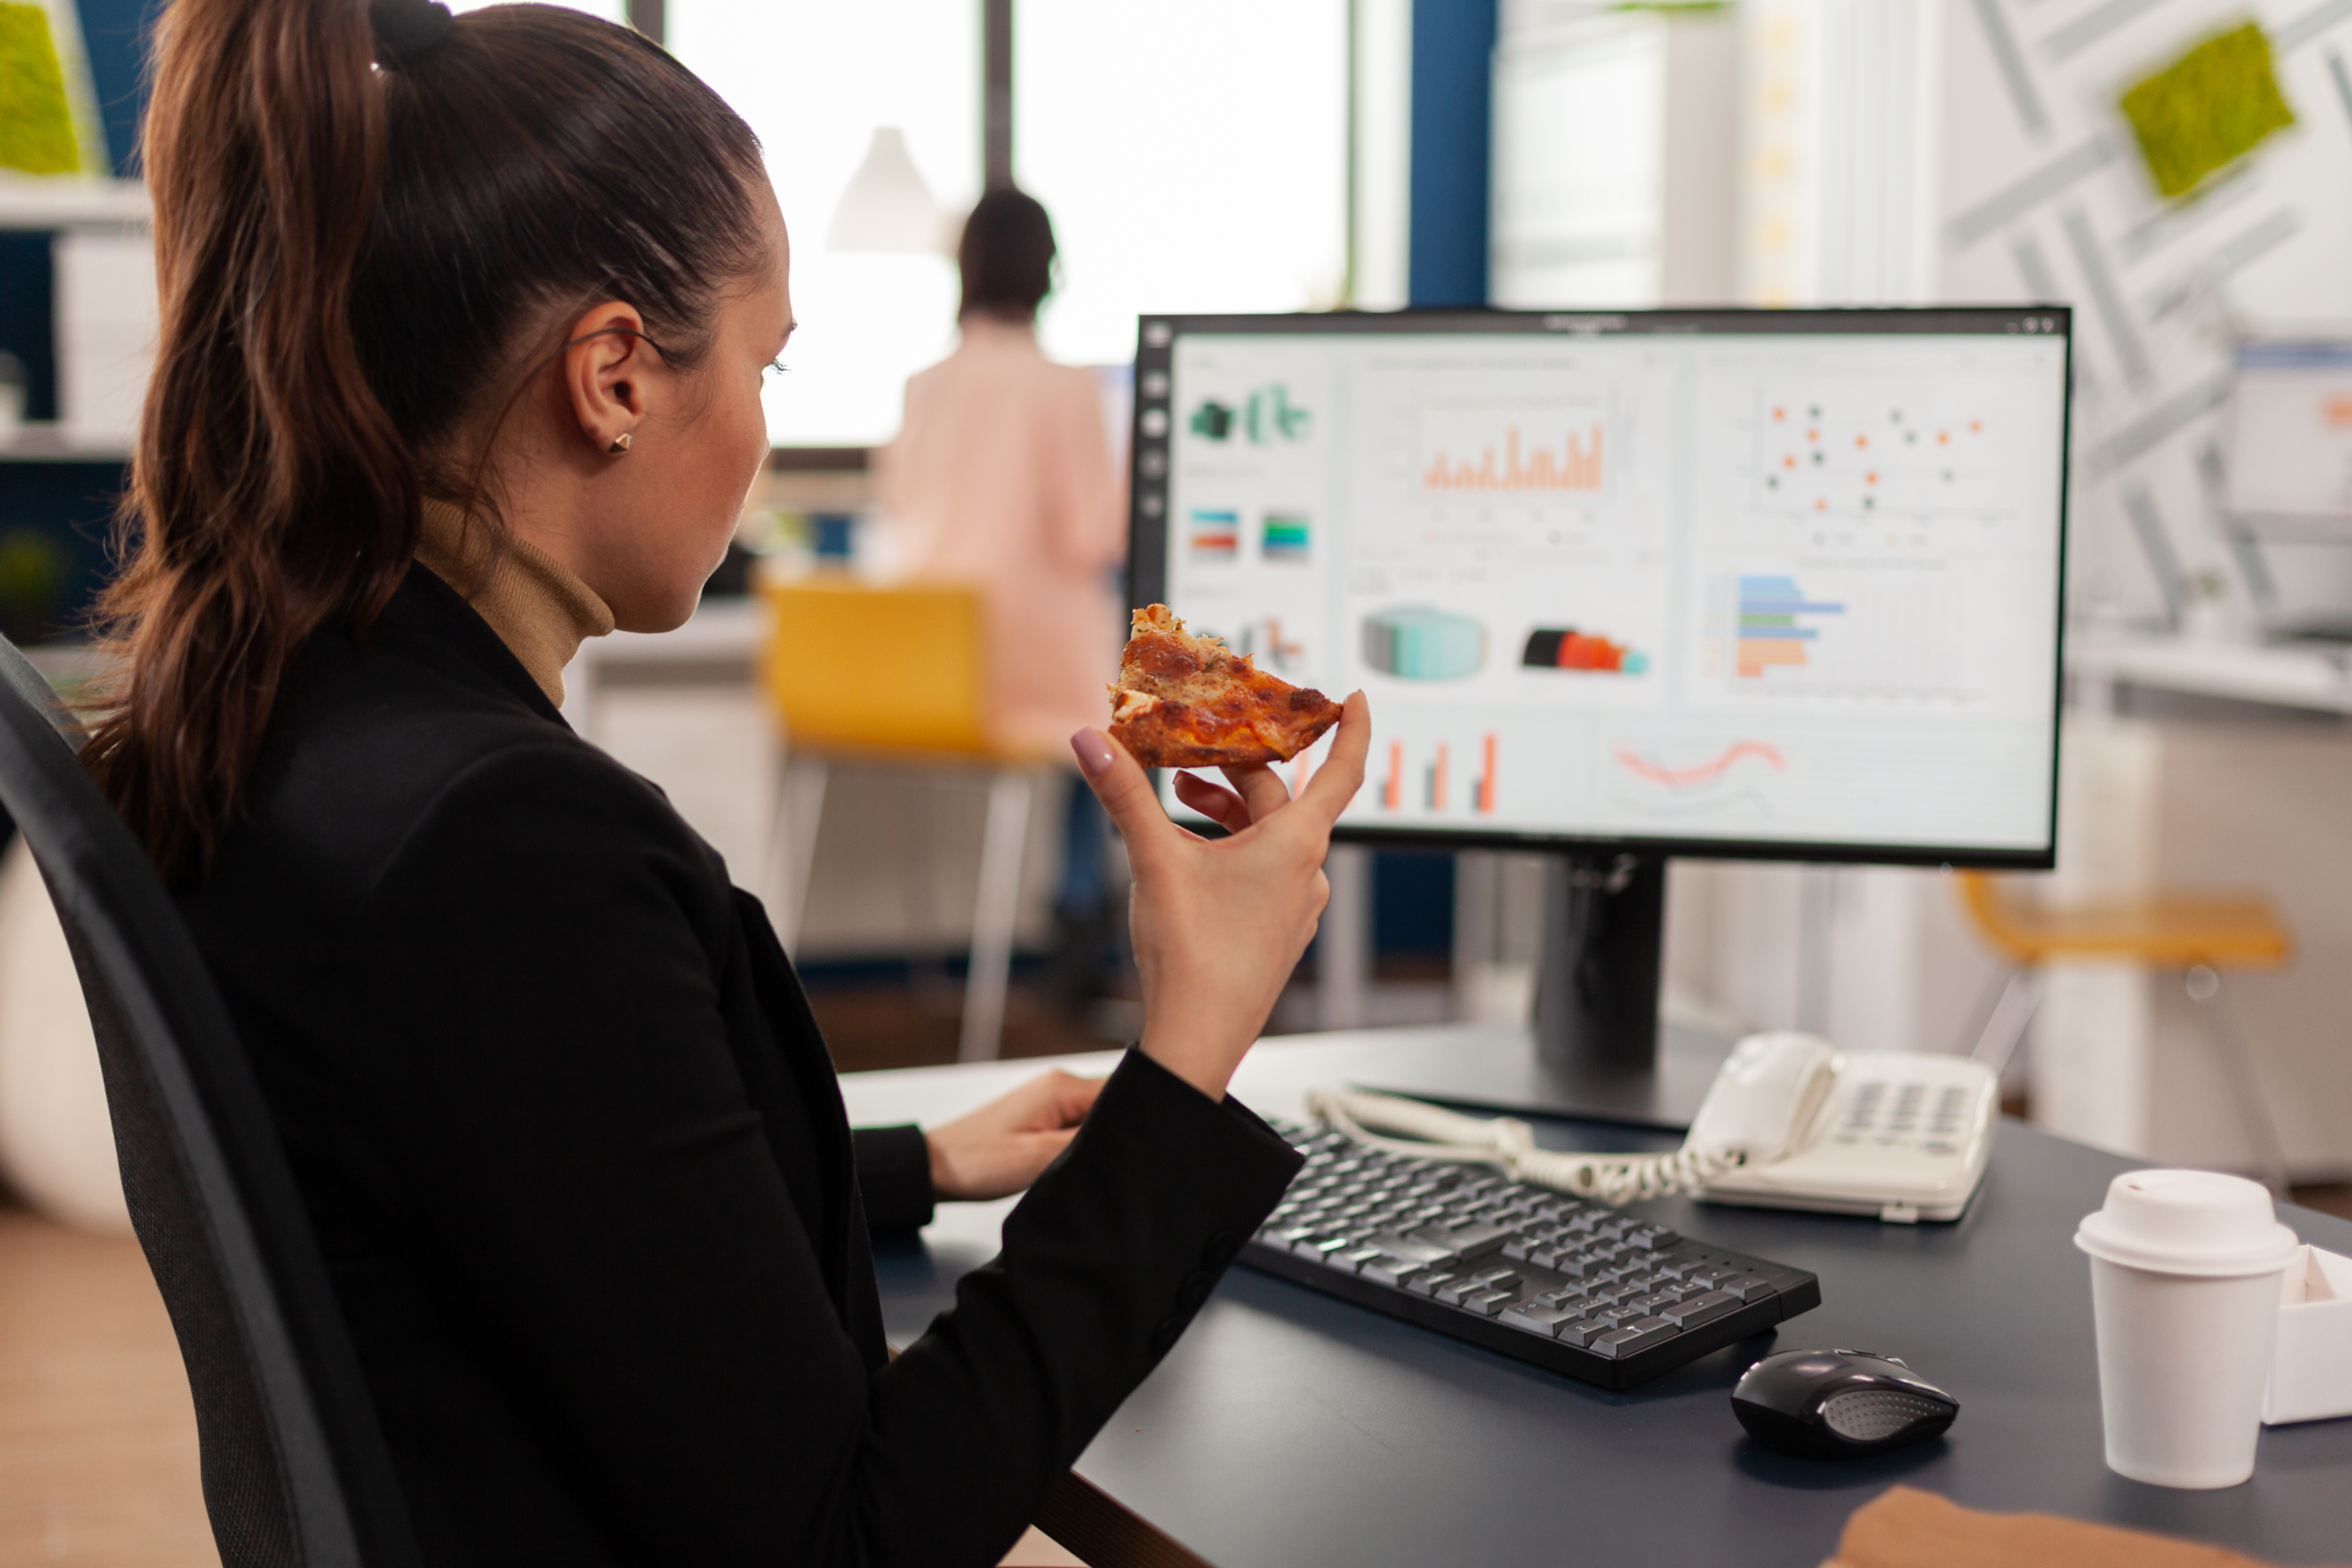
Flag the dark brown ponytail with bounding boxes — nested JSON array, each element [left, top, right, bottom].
[[84, 0, 767, 882]]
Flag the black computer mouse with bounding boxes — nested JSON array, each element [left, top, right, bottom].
[[1731, 1349, 1959, 1459]]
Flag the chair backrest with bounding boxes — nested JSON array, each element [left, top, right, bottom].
[[1953, 868, 2292, 968], [0, 635, 420, 1568], [761, 577, 991, 755]]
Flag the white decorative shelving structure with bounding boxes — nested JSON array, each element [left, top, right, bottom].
[[0, 177, 149, 462], [0, 176, 147, 232]]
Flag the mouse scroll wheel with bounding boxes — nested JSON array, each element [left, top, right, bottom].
[[1820, 1389, 1948, 1442]]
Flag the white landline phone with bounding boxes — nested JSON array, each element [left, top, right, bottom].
[[1310, 1032, 1998, 1225]]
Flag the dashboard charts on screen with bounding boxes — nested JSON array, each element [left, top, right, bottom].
[[1749, 391, 2014, 518], [1147, 317, 2067, 857], [1419, 396, 1609, 496]]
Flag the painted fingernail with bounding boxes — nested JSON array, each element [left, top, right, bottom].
[[1070, 727, 1115, 778]]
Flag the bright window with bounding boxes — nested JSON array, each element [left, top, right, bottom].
[[449, 0, 623, 20], [671, 0, 977, 446], [669, 0, 1346, 444], [1015, 0, 1349, 367]]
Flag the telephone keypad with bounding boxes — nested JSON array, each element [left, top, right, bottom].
[[1832, 1077, 1973, 1158]]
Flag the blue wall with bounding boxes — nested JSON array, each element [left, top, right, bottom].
[[1406, 0, 1495, 309], [78, 0, 155, 176]]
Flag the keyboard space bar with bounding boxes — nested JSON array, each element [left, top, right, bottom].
[[1366, 1220, 1515, 1268]]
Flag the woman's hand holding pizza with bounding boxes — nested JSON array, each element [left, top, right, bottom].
[[1069, 691, 1371, 1102]]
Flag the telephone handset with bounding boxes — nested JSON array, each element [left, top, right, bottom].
[[1683, 1031, 1842, 1166], [1310, 1032, 1998, 1225]]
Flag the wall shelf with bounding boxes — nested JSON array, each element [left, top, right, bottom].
[[0, 178, 149, 231], [0, 426, 128, 462]]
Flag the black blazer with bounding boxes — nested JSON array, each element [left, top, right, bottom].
[[176, 568, 1302, 1567]]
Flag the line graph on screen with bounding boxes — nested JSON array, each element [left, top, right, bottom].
[[1612, 738, 1787, 819]]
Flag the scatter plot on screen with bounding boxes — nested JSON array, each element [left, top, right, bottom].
[[1754, 393, 2007, 518]]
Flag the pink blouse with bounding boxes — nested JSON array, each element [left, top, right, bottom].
[[876, 319, 1126, 752]]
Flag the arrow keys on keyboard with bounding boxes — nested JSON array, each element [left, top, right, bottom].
[[1363, 1231, 1460, 1266], [1660, 1290, 1741, 1327], [1407, 1218, 1516, 1264], [1593, 1318, 1679, 1357], [1501, 1302, 1580, 1335]]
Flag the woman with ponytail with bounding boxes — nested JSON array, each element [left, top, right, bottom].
[[87, 0, 1368, 1562]]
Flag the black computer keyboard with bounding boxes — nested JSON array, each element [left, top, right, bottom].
[[1244, 1117, 1822, 1390]]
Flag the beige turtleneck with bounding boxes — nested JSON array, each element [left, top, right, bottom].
[[414, 500, 615, 709]]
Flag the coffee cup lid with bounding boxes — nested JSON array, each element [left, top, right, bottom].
[[2075, 1168, 2300, 1277]]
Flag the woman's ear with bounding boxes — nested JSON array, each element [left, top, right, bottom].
[[561, 303, 653, 456]]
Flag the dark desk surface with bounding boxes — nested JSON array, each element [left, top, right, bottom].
[[841, 1027, 2352, 1567]]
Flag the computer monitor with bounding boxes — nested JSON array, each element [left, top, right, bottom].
[[1127, 306, 2073, 1120]]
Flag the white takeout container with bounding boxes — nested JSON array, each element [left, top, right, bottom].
[[2263, 1244, 2352, 1426], [2076, 1169, 2302, 1489]]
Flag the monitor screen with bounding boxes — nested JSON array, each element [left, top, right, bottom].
[[2222, 338, 2352, 534], [1127, 308, 2071, 867]]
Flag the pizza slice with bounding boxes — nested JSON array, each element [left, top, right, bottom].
[[1107, 604, 1344, 767]]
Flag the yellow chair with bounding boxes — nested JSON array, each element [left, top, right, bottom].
[[1954, 870, 2293, 1191], [759, 578, 1051, 1063]]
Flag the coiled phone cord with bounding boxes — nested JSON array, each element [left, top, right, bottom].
[[1304, 1087, 1744, 1207]]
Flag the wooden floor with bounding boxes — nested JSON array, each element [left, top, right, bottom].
[[807, 978, 1115, 1074], [0, 1204, 1084, 1566], [0, 1208, 214, 1568]]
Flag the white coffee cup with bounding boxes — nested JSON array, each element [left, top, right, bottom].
[[2075, 1169, 2300, 1488]]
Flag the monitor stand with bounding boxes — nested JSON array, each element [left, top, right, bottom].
[[1355, 850, 1734, 1132], [1526, 851, 1714, 1127]]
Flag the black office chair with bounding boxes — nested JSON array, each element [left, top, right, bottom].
[[0, 634, 422, 1568]]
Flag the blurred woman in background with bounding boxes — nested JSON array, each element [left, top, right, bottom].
[[878, 190, 1129, 1006], [877, 189, 1124, 753]]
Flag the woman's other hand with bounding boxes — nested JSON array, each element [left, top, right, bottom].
[[926, 1069, 1105, 1201], [1069, 693, 1371, 1101]]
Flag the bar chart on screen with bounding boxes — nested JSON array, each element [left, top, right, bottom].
[[1705, 565, 1990, 701], [1733, 573, 1844, 679], [1375, 732, 1500, 816], [1230, 616, 1310, 677], [1418, 398, 1608, 495], [1187, 508, 1241, 559], [1260, 513, 1311, 560]]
